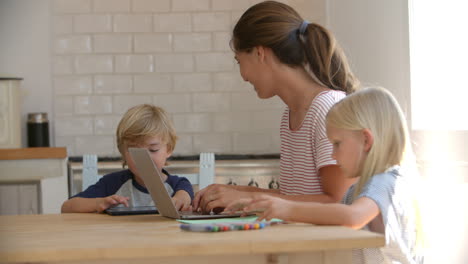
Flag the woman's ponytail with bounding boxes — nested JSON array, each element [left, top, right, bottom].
[[301, 23, 360, 94]]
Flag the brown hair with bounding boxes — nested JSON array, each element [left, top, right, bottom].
[[116, 104, 177, 166], [231, 1, 359, 94]]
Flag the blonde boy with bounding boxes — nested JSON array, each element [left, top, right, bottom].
[[62, 104, 193, 213]]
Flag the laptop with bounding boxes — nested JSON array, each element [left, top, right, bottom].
[[127, 147, 246, 220]]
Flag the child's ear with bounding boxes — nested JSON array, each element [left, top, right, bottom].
[[362, 128, 374, 152]]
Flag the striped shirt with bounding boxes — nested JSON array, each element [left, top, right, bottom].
[[279, 90, 345, 195]]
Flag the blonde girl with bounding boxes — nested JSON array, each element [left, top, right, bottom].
[[226, 87, 424, 264]]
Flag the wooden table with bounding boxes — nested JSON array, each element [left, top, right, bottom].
[[0, 213, 384, 264]]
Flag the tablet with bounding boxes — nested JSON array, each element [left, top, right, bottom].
[[105, 206, 158, 216]]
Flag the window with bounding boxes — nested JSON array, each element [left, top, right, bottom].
[[409, 0, 468, 130]]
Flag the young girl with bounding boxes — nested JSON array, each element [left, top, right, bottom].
[[225, 87, 424, 263], [194, 0, 360, 213], [61, 104, 194, 213]]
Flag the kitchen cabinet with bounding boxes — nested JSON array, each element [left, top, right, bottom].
[[0, 147, 68, 214]]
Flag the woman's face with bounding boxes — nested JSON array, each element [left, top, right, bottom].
[[124, 136, 172, 184], [235, 48, 275, 99]]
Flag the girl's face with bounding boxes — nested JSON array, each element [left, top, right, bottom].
[[124, 136, 172, 184], [326, 125, 372, 178], [235, 48, 275, 99]]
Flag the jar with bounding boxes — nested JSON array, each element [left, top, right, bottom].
[[27, 113, 49, 147]]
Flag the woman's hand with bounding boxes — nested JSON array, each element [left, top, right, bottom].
[[95, 195, 129, 213], [172, 190, 192, 211], [193, 184, 247, 213]]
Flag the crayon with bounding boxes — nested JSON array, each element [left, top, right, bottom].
[[179, 221, 280, 232]]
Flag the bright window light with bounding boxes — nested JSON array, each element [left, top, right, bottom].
[[409, 0, 468, 130]]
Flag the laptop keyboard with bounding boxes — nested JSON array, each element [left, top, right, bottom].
[[179, 211, 210, 216]]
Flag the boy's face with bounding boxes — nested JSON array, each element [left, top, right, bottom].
[[326, 125, 370, 178], [124, 136, 172, 182]]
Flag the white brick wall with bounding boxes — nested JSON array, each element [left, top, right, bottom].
[[94, 75, 133, 94], [51, 0, 325, 156], [134, 74, 171, 93], [74, 14, 112, 33], [94, 35, 132, 53]]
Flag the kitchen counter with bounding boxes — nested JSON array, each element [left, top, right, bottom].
[[0, 147, 66, 160], [0, 147, 68, 214], [69, 158, 281, 195]]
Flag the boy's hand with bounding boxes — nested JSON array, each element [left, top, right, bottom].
[[172, 190, 192, 211], [95, 195, 129, 213]]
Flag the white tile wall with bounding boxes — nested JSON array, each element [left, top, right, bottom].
[[132, 0, 170, 13], [51, 0, 325, 156], [192, 93, 230, 112], [115, 55, 153, 73], [113, 95, 152, 114], [53, 0, 91, 14], [94, 75, 133, 94], [134, 34, 172, 53], [94, 115, 121, 135], [74, 14, 112, 33], [154, 54, 193, 72], [172, 0, 210, 12], [93, 0, 130, 13], [113, 14, 152, 32], [55, 35, 91, 54], [153, 13, 192, 32], [74, 96, 113, 114], [75, 136, 116, 155], [94, 35, 132, 53], [193, 133, 231, 153], [173, 73, 211, 92], [193, 12, 231, 32], [75, 55, 113, 73], [54, 76, 93, 95], [153, 93, 192, 113], [133, 74, 171, 93]]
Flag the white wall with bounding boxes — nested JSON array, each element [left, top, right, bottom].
[[326, 0, 412, 124], [0, 0, 325, 157], [0, 0, 53, 147]]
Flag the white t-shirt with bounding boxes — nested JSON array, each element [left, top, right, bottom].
[[279, 90, 345, 195]]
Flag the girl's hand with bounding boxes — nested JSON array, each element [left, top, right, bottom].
[[95, 195, 129, 213], [172, 190, 192, 211], [243, 195, 293, 221], [223, 198, 254, 214]]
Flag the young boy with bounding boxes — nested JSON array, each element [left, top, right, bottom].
[[61, 104, 193, 213]]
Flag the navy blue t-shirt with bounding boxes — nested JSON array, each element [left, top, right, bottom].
[[72, 169, 194, 200]]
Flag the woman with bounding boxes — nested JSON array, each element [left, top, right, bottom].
[[194, 1, 360, 213]]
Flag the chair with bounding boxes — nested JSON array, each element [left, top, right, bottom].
[[178, 152, 215, 190], [81, 153, 215, 191], [82, 154, 99, 191]]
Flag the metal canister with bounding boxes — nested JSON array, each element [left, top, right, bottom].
[[27, 113, 49, 147]]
